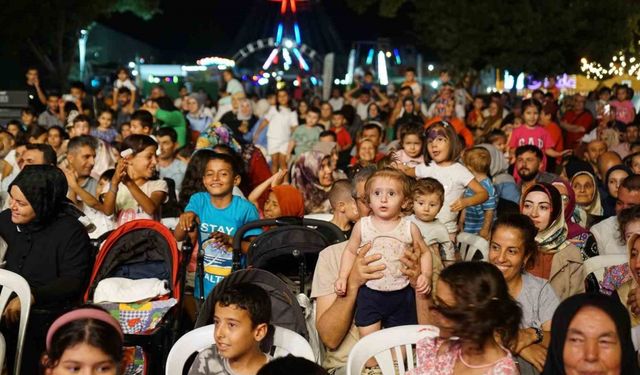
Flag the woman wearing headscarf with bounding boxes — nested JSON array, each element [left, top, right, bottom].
[[613, 231, 640, 349], [521, 183, 585, 300], [185, 93, 215, 137], [552, 180, 599, 259], [220, 95, 257, 138], [602, 165, 633, 218], [291, 151, 335, 214], [571, 171, 604, 228], [542, 293, 639, 374], [0, 165, 92, 373]]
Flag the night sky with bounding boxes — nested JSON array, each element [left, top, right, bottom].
[[99, 0, 416, 61]]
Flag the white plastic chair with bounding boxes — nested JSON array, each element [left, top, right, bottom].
[[584, 255, 628, 284], [457, 232, 489, 261], [165, 324, 315, 374], [347, 325, 440, 375], [0, 269, 31, 375], [303, 213, 333, 222]]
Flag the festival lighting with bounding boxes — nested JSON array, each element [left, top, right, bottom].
[[366, 49, 375, 65], [377, 51, 388, 85], [294, 23, 301, 44], [393, 48, 401, 64], [292, 48, 309, 70], [346, 49, 356, 84], [263, 48, 280, 70], [282, 48, 293, 65], [427, 64, 434, 72], [196, 56, 236, 67], [580, 51, 640, 80], [276, 23, 284, 45]]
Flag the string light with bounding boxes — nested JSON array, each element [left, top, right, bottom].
[[580, 51, 640, 80]]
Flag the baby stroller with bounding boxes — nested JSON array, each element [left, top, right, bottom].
[[229, 217, 345, 295], [84, 219, 188, 375]]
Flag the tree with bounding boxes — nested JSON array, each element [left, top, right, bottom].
[[0, 0, 159, 89], [346, 0, 640, 76]]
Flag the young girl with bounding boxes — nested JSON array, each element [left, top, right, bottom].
[[260, 89, 298, 174], [395, 125, 425, 167], [335, 168, 432, 343], [610, 85, 636, 125], [102, 135, 168, 226], [248, 169, 305, 219], [508, 99, 570, 173], [91, 109, 120, 143], [402, 122, 489, 240], [42, 306, 124, 375], [113, 67, 137, 105]]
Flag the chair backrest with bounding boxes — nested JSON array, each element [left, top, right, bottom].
[[165, 324, 315, 375], [584, 255, 628, 283], [457, 232, 489, 261], [347, 325, 439, 375], [303, 213, 333, 222], [0, 269, 31, 375]]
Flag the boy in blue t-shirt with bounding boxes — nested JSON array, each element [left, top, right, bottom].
[[460, 147, 496, 239], [175, 153, 261, 298]]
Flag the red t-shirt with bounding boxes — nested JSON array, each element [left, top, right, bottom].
[[330, 126, 352, 150], [561, 110, 594, 150]]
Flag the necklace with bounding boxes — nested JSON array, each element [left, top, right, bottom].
[[457, 349, 504, 369]]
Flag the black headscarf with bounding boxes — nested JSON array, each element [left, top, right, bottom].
[[542, 293, 639, 375], [9, 165, 68, 225]]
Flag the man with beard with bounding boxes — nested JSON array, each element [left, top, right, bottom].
[[515, 145, 561, 193]]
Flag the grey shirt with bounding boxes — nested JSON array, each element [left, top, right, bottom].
[[188, 345, 270, 375], [516, 272, 560, 328]]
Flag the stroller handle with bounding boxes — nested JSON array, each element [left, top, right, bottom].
[[231, 217, 344, 272]]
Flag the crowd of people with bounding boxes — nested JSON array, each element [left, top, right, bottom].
[[2, 65, 640, 374]]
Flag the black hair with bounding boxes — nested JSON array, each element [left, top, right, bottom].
[[153, 96, 177, 112], [116, 86, 131, 96], [515, 144, 544, 160], [362, 123, 382, 137], [308, 106, 321, 115], [98, 108, 114, 119], [491, 214, 538, 270], [521, 98, 542, 113], [131, 110, 154, 129], [121, 134, 157, 155], [319, 130, 337, 142], [176, 143, 195, 159], [70, 81, 86, 92], [48, 126, 69, 140], [257, 356, 327, 375], [216, 283, 271, 327], [21, 107, 37, 116], [156, 127, 178, 143], [68, 135, 98, 153], [437, 262, 522, 352], [72, 114, 91, 126], [25, 143, 57, 166], [179, 149, 216, 210], [209, 146, 243, 176], [42, 305, 123, 371], [100, 168, 115, 181], [405, 67, 416, 74], [26, 125, 47, 142]]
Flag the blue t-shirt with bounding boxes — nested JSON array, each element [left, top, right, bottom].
[[463, 178, 497, 234], [185, 193, 261, 298]]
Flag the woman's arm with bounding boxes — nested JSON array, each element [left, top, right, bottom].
[[247, 169, 286, 209]]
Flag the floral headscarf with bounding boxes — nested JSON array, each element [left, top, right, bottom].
[[196, 122, 242, 154], [291, 151, 332, 214]]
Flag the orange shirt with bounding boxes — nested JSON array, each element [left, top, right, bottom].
[[424, 116, 474, 148]]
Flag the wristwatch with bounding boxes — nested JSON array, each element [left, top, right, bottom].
[[532, 326, 544, 344]]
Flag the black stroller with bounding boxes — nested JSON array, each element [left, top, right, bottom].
[[229, 217, 345, 294]]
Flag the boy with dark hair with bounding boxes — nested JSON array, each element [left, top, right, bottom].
[[188, 283, 272, 375], [286, 106, 321, 162], [327, 179, 359, 238], [130, 110, 154, 136], [318, 130, 337, 143], [21, 107, 38, 130], [157, 127, 186, 189], [38, 93, 64, 128], [175, 153, 261, 298]]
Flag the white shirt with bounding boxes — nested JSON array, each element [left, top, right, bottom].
[[590, 216, 626, 255]]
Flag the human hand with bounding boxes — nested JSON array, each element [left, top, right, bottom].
[[519, 344, 547, 372], [62, 166, 79, 189], [400, 243, 423, 287], [334, 278, 347, 296], [3, 295, 32, 324], [628, 287, 640, 316], [347, 243, 385, 291], [271, 169, 287, 187], [34, 76, 40, 88], [179, 212, 198, 232], [561, 149, 573, 157], [209, 231, 233, 248], [449, 198, 466, 212], [415, 274, 431, 295], [112, 158, 129, 186]]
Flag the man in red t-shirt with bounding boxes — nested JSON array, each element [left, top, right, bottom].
[[560, 94, 594, 151]]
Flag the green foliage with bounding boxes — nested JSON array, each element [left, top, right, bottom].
[[346, 0, 639, 76], [0, 0, 159, 87]]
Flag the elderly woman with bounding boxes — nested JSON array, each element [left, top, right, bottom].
[[552, 180, 599, 258], [571, 170, 604, 228], [0, 165, 92, 373], [185, 93, 215, 136], [520, 183, 585, 300], [542, 293, 639, 374], [220, 95, 258, 138], [409, 262, 521, 374], [291, 151, 335, 214], [489, 214, 560, 373]]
